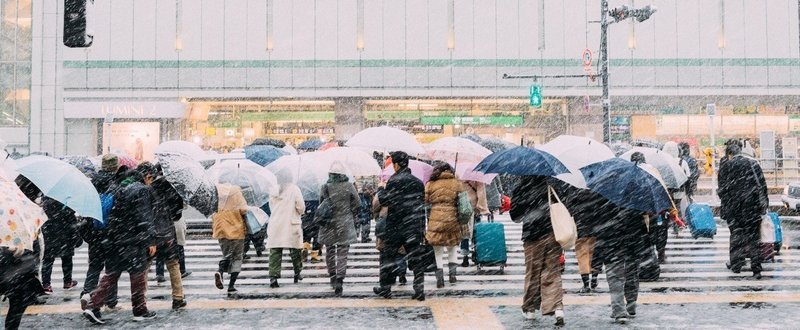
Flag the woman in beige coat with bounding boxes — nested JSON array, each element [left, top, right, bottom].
[[212, 183, 249, 295], [425, 162, 464, 288], [266, 169, 306, 288]]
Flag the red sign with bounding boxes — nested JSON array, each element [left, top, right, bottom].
[[582, 49, 593, 66]]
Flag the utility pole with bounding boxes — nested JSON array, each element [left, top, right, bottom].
[[601, 0, 610, 143]]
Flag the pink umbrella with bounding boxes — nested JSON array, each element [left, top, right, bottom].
[[449, 162, 497, 184], [381, 160, 433, 183]]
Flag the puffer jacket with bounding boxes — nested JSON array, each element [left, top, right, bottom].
[[424, 172, 463, 246]]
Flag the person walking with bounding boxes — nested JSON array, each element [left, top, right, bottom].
[[1, 246, 45, 330], [318, 161, 360, 295], [558, 184, 603, 294], [718, 139, 769, 279], [424, 162, 464, 288], [357, 184, 375, 243], [373, 185, 408, 285], [679, 142, 699, 203], [39, 196, 80, 294], [460, 180, 489, 267], [82, 169, 158, 324], [301, 199, 323, 263], [373, 151, 427, 301], [212, 183, 249, 296], [266, 169, 305, 289], [510, 175, 565, 326]]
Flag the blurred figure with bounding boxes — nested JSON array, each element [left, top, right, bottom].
[[318, 161, 359, 296], [679, 142, 700, 203], [267, 169, 306, 289], [1, 246, 44, 330], [703, 147, 714, 175], [39, 197, 81, 294], [424, 162, 464, 288], [373, 185, 408, 285], [485, 180, 502, 222], [460, 180, 489, 267], [357, 184, 375, 243], [211, 183, 249, 296]]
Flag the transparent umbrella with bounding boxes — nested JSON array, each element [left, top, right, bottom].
[[157, 152, 219, 217], [346, 126, 426, 156], [155, 140, 207, 161], [619, 147, 688, 189], [266, 154, 328, 201], [317, 147, 382, 177], [207, 159, 279, 207]]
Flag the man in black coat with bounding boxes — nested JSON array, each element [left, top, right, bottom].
[[39, 197, 81, 294], [373, 151, 427, 301], [83, 170, 158, 324], [718, 139, 769, 278]]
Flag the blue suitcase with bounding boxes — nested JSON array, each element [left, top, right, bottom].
[[769, 212, 783, 254], [473, 220, 507, 273], [686, 203, 716, 239]]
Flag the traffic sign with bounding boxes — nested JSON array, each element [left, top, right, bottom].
[[582, 48, 593, 66], [529, 84, 542, 108], [706, 103, 716, 116]]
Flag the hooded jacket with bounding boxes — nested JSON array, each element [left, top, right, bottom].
[[318, 174, 359, 246], [212, 184, 249, 240], [151, 177, 184, 243], [718, 154, 769, 226], [106, 174, 157, 272], [424, 171, 463, 246], [266, 182, 305, 249]]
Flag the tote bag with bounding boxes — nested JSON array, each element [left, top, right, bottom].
[[760, 213, 776, 243], [548, 186, 577, 249]]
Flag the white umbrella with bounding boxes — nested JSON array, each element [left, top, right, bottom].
[[1, 156, 18, 181], [426, 137, 492, 165], [447, 162, 497, 184], [345, 126, 426, 156], [155, 140, 207, 161], [207, 159, 279, 207], [14, 156, 102, 220], [282, 145, 298, 155], [620, 147, 688, 189], [266, 154, 329, 201], [538, 135, 615, 169], [317, 147, 382, 177]]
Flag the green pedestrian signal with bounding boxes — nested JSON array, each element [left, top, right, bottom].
[[529, 84, 542, 108]]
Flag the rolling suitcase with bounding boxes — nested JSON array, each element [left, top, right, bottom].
[[686, 203, 716, 239], [769, 212, 783, 254], [473, 219, 507, 273]]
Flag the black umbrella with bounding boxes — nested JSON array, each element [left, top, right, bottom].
[[251, 138, 286, 148]]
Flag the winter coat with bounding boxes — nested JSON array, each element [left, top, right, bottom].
[[106, 178, 157, 273], [212, 184, 249, 240], [462, 180, 490, 239], [717, 154, 769, 227], [266, 183, 305, 249], [151, 177, 184, 244], [550, 181, 603, 238], [40, 197, 80, 259], [510, 176, 552, 242], [0, 248, 44, 307], [486, 181, 502, 211], [594, 206, 648, 254], [318, 179, 360, 246], [681, 155, 700, 196], [378, 167, 426, 243], [424, 172, 464, 246]]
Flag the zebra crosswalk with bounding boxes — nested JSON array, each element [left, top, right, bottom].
[[40, 214, 800, 304]]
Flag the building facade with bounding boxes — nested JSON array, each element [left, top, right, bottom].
[[7, 0, 800, 159]]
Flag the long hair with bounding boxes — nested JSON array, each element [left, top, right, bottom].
[[429, 161, 454, 181]]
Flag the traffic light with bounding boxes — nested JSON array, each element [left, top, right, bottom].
[[64, 0, 94, 48], [609, 5, 629, 22], [529, 84, 542, 108], [634, 5, 657, 22]]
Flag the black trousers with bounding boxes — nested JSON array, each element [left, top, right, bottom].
[[41, 256, 73, 286], [81, 241, 117, 307], [729, 223, 762, 273], [4, 297, 28, 330], [379, 238, 424, 287]]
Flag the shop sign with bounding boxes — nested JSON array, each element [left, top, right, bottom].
[[366, 111, 469, 121], [240, 111, 335, 122], [64, 102, 187, 119], [610, 116, 631, 135], [420, 116, 523, 126]]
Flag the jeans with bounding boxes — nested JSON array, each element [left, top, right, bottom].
[[433, 246, 458, 269], [41, 256, 73, 286], [325, 244, 350, 279], [268, 248, 303, 278], [604, 238, 641, 319], [521, 233, 563, 315], [89, 268, 149, 316], [729, 223, 762, 273]]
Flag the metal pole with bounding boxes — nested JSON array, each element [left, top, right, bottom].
[[710, 114, 717, 202], [601, 0, 611, 143]]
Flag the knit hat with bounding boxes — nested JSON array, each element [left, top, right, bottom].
[[329, 160, 349, 175], [101, 154, 119, 172]]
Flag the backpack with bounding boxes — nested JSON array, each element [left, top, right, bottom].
[[94, 192, 114, 230], [456, 191, 474, 225]]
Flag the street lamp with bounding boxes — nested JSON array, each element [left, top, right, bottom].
[[600, 2, 657, 142]]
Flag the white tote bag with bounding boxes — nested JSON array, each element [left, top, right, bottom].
[[548, 186, 577, 249], [760, 213, 776, 243]]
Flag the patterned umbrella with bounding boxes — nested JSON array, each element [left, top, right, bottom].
[[0, 181, 47, 251]]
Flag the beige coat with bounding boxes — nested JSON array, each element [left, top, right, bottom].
[[266, 183, 305, 249], [424, 172, 464, 246], [462, 180, 489, 239], [212, 184, 248, 240]]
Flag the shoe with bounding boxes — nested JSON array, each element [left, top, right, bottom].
[[726, 262, 741, 274], [172, 299, 187, 310], [243, 254, 251, 260], [554, 309, 565, 326], [132, 311, 157, 322], [461, 255, 469, 267], [214, 272, 224, 290], [373, 286, 392, 299], [102, 304, 122, 313], [270, 278, 280, 288], [334, 278, 343, 296], [80, 293, 90, 310], [754, 272, 762, 280], [42, 285, 53, 295], [256, 250, 263, 257], [83, 308, 105, 325], [448, 263, 458, 283], [227, 288, 238, 296], [302, 242, 311, 260], [412, 285, 425, 301], [155, 275, 166, 283], [435, 269, 445, 289], [398, 275, 408, 285], [522, 310, 538, 320], [590, 275, 599, 290], [615, 316, 628, 324], [181, 271, 193, 279], [63, 280, 78, 290], [578, 287, 592, 294], [294, 274, 303, 283], [310, 251, 322, 263]]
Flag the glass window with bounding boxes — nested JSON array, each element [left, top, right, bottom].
[[0, 0, 32, 127]]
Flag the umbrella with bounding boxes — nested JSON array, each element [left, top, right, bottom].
[[448, 162, 497, 184], [155, 140, 207, 161], [297, 139, 325, 151], [158, 152, 219, 217], [282, 145, 298, 155], [381, 159, 434, 184], [475, 146, 569, 177], [207, 159, 279, 207], [59, 155, 97, 177], [580, 158, 672, 214], [538, 135, 615, 169], [346, 126, 426, 155], [619, 147, 688, 189], [1, 156, 18, 181], [426, 137, 493, 165], [14, 156, 102, 221], [318, 147, 382, 177], [609, 142, 633, 157], [266, 154, 329, 201], [251, 138, 286, 148], [0, 181, 47, 251], [479, 138, 517, 153], [459, 134, 482, 143], [244, 144, 290, 167]]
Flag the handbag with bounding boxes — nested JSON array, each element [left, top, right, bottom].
[[760, 213, 776, 243], [548, 185, 577, 249], [245, 207, 270, 235], [456, 191, 474, 225]]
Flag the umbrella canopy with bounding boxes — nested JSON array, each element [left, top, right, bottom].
[[14, 156, 102, 221], [207, 159, 279, 207], [59, 155, 97, 177], [479, 138, 517, 153], [609, 142, 633, 157], [155, 140, 207, 161], [346, 126, 426, 155], [251, 138, 286, 148], [318, 147, 382, 177], [426, 137, 493, 164], [282, 145, 298, 155], [0, 181, 47, 251], [619, 147, 688, 189], [158, 153, 219, 217], [580, 158, 673, 214], [244, 144, 290, 167], [448, 162, 497, 184], [381, 159, 434, 184], [538, 135, 615, 169], [297, 139, 325, 151], [1, 156, 18, 181], [459, 134, 482, 143], [266, 154, 329, 201], [475, 146, 570, 177]]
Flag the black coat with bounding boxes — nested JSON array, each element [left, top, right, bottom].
[[0, 248, 44, 306], [151, 178, 184, 244], [106, 178, 157, 272], [378, 167, 426, 243], [40, 197, 80, 259], [717, 155, 769, 227], [510, 176, 552, 242], [594, 206, 649, 256], [551, 181, 606, 238]]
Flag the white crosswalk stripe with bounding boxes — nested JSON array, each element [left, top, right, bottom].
[[42, 214, 800, 302]]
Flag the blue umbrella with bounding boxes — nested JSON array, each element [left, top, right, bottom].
[[580, 158, 672, 214], [14, 155, 102, 221], [244, 145, 290, 167], [474, 146, 569, 177], [297, 139, 325, 151]]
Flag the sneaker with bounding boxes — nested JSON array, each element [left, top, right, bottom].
[[181, 271, 193, 279], [522, 310, 538, 320], [83, 309, 105, 325], [373, 286, 392, 299], [155, 275, 166, 283], [132, 311, 157, 322], [63, 281, 78, 290], [102, 304, 123, 313], [42, 285, 53, 295], [578, 287, 592, 294], [554, 309, 565, 326], [80, 293, 90, 310], [172, 299, 187, 310], [615, 316, 628, 324], [214, 272, 224, 290]]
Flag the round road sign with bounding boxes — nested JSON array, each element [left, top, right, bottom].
[[582, 49, 593, 66]]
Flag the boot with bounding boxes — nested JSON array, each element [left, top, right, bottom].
[[329, 275, 336, 289], [448, 263, 458, 283], [302, 242, 311, 261], [215, 261, 227, 290], [373, 285, 392, 298], [461, 254, 469, 267], [412, 284, 425, 301], [590, 273, 599, 290], [227, 272, 239, 295], [334, 277, 344, 296], [658, 249, 667, 263], [578, 274, 591, 294], [270, 277, 279, 288], [310, 250, 322, 263], [435, 269, 445, 289]]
